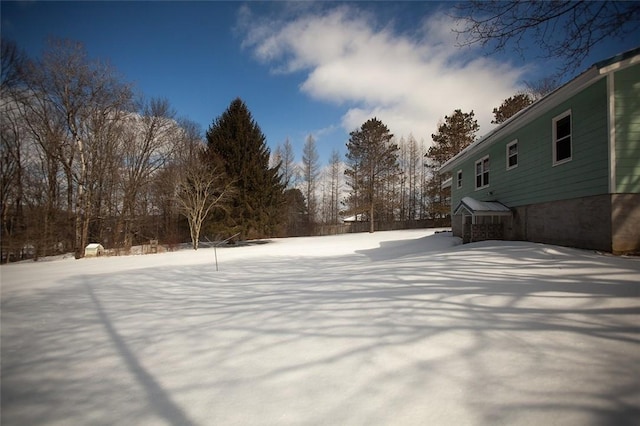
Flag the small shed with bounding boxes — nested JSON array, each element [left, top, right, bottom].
[[84, 243, 105, 258], [342, 213, 368, 223], [453, 197, 512, 243]]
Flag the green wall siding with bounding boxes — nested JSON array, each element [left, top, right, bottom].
[[452, 78, 610, 209], [614, 64, 640, 193]]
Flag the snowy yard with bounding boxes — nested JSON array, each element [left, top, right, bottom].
[[1, 229, 639, 426]]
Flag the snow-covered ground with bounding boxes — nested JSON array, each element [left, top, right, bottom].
[[1, 229, 639, 425]]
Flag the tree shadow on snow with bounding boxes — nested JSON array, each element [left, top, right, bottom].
[[2, 237, 639, 425]]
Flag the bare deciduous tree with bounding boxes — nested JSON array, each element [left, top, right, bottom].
[[327, 149, 342, 224], [273, 137, 297, 188], [454, 1, 640, 75], [175, 156, 233, 250], [1, 38, 236, 261], [401, 134, 422, 221], [23, 39, 133, 258], [148, 119, 204, 246], [118, 98, 179, 250], [318, 149, 343, 226], [1, 41, 27, 260], [525, 76, 560, 100], [301, 134, 319, 226]]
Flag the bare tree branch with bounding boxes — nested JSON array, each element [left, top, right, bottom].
[[174, 157, 234, 250], [453, 1, 640, 75]]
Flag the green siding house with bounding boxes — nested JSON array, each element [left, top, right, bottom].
[[439, 47, 640, 254]]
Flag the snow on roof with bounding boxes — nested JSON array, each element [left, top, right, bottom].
[[343, 213, 367, 222], [454, 196, 511, 216]]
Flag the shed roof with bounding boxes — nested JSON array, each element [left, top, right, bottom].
[[454, 197, 512, 217], [343, 213, 368, 222]]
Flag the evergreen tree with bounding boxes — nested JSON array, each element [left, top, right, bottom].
[[205, 98, 285, 239], [492, 93, 533, 124], [283, 188, 308, 236], [425, 109, 479, 218], [345, 118, 399, 233], [525, 76, 559, 100]]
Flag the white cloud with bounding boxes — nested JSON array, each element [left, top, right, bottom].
[[239, 5, 526, 142]]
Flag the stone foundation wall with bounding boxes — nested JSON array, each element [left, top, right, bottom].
[[507, 194, 613, 252], [451, 214, 463, 239], [612, 193, 640, 254], [453, 194, 638, 253]]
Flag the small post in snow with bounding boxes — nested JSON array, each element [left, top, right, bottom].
[[210, 233, 240, 272], [214, 244, 218, 271]]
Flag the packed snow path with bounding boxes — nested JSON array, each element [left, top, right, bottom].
[[2, 230, 639, 425]]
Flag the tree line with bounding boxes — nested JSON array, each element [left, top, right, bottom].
[[275, 94, 543, 238], [1, 39, 293, 261], [273, 128, 438, 237], [1, 37, 548, 262], [2, 39, 211, 260]]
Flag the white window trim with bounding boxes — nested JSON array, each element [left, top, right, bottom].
[[552, 109, 572, 166], [475, 155, 490, 190], [506, 139, 518, 170], [456, 169, 463, 189]]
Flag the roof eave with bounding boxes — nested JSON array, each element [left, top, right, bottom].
[[441, 66, 603, 174]]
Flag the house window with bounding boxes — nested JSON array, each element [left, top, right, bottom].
[[506, 140, 518, 170], [456, 170, 463, 189], [475, 156, 490, 189], [553, 110, 572, 165]]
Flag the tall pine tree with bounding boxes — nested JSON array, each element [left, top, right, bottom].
[[425, 109, 479, 218], [491, 93, 533, 124], [205, 98, 285, 239], [345, 118, 399, 233]]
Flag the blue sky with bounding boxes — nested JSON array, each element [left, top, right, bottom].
[[2, 1, 638, 164]]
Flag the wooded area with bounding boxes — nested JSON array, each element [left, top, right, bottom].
[[1, 37, 527, 262], [1, 39, 209, 260]]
